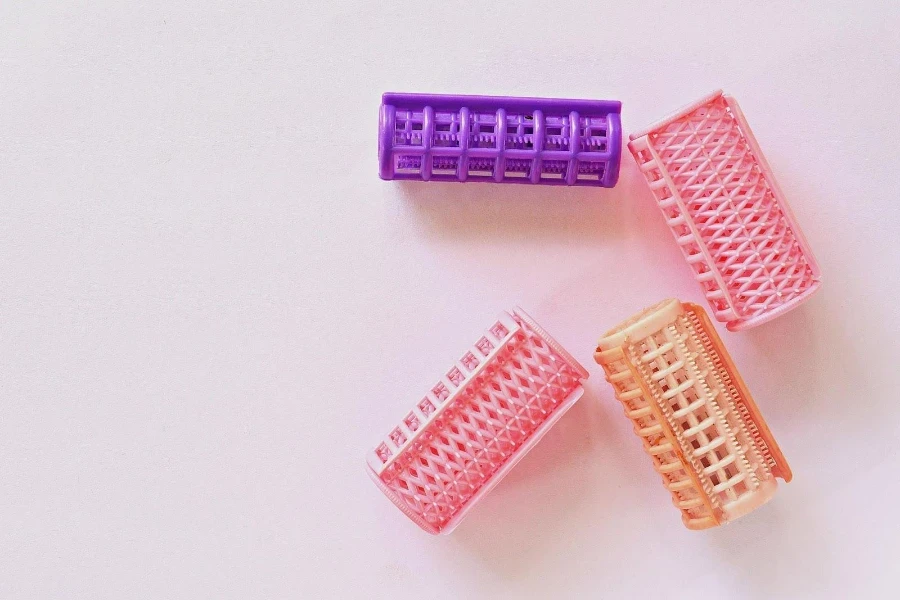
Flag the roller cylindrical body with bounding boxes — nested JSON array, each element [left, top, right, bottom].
[[380, 92, 622, 187], [628, 91, 821, 331], [367, 308, 588, 534], [594, 299, 791, 529]]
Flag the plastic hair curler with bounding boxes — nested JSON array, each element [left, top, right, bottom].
[[367, 308, 588, 534], [594, 299, 791, 529], [379, 92, 622, 187], [629, 91, 821, 331]]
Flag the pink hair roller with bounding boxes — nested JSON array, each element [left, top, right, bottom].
[[628, 91, 821, 331], [366, 308, 588, 534]]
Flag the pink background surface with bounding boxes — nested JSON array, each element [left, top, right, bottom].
[[2, 1, 899, 598]]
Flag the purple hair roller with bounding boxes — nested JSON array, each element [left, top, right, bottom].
[[379, 93, 622, 187]]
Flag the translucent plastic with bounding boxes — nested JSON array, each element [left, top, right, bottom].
[[594, 299, 791, 529], [367, 308, 589, 534], [379, 92, 622, 187], [628, 91, 821, 331]]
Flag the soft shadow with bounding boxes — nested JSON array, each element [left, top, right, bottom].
[[395, 161, 651, 243], [446, 388, 618, 574], [729, 284, 888, 436], [704, 498, 833, 597]]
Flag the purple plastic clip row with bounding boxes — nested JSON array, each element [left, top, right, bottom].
[[379, 93, 622, 187]]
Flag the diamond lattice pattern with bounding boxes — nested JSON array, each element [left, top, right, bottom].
[[648, 97, 817, 319], [379, 319, 581, 530]]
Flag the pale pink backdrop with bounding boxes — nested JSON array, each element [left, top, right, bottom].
[[1, 1, 898, 598]]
